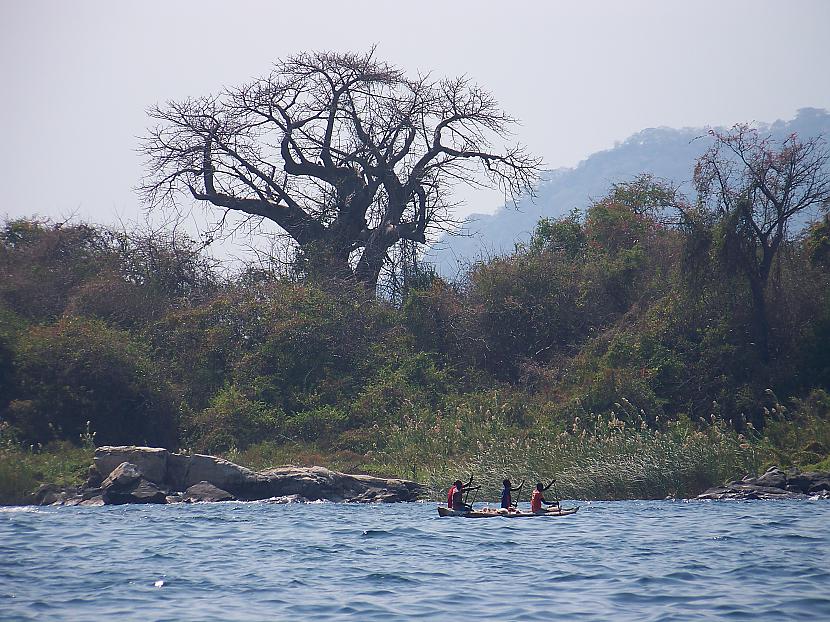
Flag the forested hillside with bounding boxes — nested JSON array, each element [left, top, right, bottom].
[[2, 124, 829, 504]]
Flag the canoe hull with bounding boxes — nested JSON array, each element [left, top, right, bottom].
[[437, 506, 579, 519]]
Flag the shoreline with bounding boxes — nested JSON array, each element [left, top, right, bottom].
[[10, 446, 828, 507]]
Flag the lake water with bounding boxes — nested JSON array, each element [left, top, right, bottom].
[[1, 499, 829, 621]]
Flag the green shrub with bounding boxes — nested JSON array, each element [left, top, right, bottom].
[[0, 440, 93, 505], [187, 384, 283, 453], [10, 316, 178, 447], [287, 406, 348, 442]]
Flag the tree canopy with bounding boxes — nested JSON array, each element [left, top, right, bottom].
[[692, 125, 830, 360], [142, 49, 540, 286]]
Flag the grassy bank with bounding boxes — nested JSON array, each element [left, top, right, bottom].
[[0, 410, 815, 505], [224, 400, 768, 502], [0, 442, 93, 505]]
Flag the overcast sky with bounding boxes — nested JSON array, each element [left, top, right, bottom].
[[2, 0, 829, 240]]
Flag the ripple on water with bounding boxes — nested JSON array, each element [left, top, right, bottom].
[[1, 500, 829, 621]]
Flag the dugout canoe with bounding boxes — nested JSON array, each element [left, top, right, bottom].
[[437, 506, 579, 518]]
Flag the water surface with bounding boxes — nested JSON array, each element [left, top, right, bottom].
[[2, 499, 828, 620]]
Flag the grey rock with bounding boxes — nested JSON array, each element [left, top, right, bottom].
[[181, 454, 255, 493], [33, 483, 75, 506], [100, 462, 143, 489], [181, 482, 235, 503], [99, 461, 167, 505], [78, 446, 424, 505], [785, 471, 828, 493], [102, 478, 167, 505], [165, 452, 191, 491], [755, 466, 787, 489], [696, 465, 830, 500], [249, 465, 423, 503], [95, 446, 169, 485], [83, 465, 103, 489]]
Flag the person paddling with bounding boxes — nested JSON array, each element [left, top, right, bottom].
[[449, 478, 480, 512], [531, 480, 559, 513], [500, 479, 524, 509], [447, 475, 473, 508]]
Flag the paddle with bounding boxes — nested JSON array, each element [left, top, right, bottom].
[[462, 472, 479, 510], [511, 479, 525, 508], [462, 472, 473, 506], [547, 479, 561, 509]]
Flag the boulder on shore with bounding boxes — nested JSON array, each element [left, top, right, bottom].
[[697, 466, 830, 500], [99, 462, 167, 505], [181, 482, 235, 503], [43, 446, 425, 506]]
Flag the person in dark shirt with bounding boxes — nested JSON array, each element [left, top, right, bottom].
[[500, 479, 523, 509]]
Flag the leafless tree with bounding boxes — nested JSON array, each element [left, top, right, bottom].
[[141, 49, 540, 287], [693, 124, 830, 360]]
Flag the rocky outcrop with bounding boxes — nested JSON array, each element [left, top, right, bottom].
[[95, 447, 169, 485], [45, 446, 424, 506], [697, 466, 830, 500], [244, 465, 424, 502]]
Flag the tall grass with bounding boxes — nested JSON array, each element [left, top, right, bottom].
[[0, 422, 95, 505], [372, 398, 763, 501]]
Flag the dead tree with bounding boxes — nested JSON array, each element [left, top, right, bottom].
[[141, 49, 540, 287]]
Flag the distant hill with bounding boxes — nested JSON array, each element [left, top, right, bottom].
[[428, 107, 830, 278]]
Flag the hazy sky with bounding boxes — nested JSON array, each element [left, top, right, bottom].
[[2, 0, 829, 237]]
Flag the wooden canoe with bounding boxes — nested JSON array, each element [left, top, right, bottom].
[[437, 506, 579, 518]]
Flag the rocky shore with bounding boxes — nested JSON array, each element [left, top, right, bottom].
[[33, 446, 424, 506], [696, 466, 830, 500]]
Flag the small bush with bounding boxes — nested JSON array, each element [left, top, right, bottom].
[[187, 384, 284, 453]]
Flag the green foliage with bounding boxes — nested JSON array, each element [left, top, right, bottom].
[[2, 173, 829, 503], [374, 397, 759, 500], [528, 210, 586, 258], [0, 219, 114, 321], [9, 317, 178, 447], [806, 215, 830, 267], [186, 384, 284, 453], [760, 389, 830, 467], [287, 406, 349, 442], [467, 251, 592, 377], [349, 353, 449, 425], [0, 439, 93, 505]]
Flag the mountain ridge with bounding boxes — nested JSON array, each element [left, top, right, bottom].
[[429, 107, 830, 278]]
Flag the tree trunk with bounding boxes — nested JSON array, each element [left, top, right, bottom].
[[748, 276, 770, 363]]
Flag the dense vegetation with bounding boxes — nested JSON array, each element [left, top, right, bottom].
[[2, 134, 830, 504]]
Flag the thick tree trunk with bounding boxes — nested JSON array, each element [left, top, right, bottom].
[[748, 276, 770, 363]]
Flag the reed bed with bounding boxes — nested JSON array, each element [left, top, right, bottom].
[[374, 399, 763, 501]]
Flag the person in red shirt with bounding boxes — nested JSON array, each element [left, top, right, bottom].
[[454, 482, 481, 511], [531, 480, 559, 513], [447, 480, 461, 507], [447, 475, 474, 508]]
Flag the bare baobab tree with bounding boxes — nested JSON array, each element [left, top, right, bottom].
[[141, 49, 541, 287], [693, 124, 830, 361]]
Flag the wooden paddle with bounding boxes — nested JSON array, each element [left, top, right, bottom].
[[512, 479, 525, 508]]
